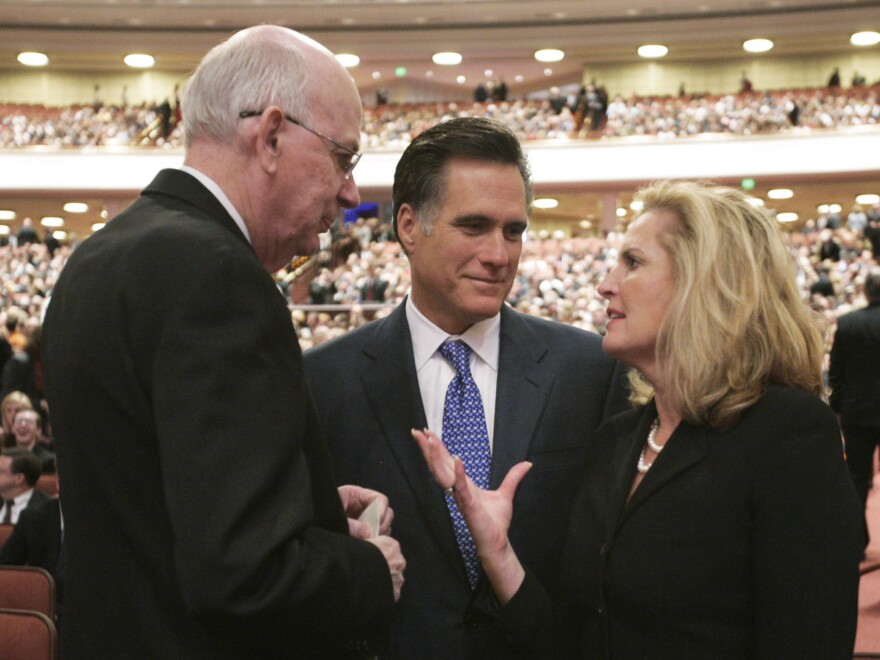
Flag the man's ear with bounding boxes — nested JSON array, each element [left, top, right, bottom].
[[256, 107, 285, 173], [395, 204, 420, 254]]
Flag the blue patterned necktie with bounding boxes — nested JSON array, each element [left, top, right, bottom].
[[439, 340, 491, 588]]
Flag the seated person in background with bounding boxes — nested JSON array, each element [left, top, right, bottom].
[[12, 408, 55, 473], [0, 472, 63, 619], [0, 448, 48, 524], [414, 180, 863, 659], [0, 391, 33, 449]]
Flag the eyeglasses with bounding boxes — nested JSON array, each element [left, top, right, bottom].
[[239, 110, 362, 180]]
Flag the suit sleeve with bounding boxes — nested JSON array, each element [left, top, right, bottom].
[[749, 394, 862, 659], [145, 239, 392, 642], [0, 513, 32, 565], [827, 323, 845, 414]]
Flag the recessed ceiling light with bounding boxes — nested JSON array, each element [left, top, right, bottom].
[[533, 198, 559, 209], [456, 75, 466, 84], [425, 70, 434, 78], [767, 188, 793, 199], [776, 212, 799, 223], [41, 217, 65, 228], [335, 53, 360, 68], [851, 31, 880, 46], [91, 223, 106, 232], [855, 193, 879, 205], [817, 204, 830, 214], [484, 69, 494, 78], [432, 52, 462, 65], [0, 226, 9, 236], [637, 44, 668, 58], [371, 71, 381, 80], [0, 210, 17, 221], [630, 200, 644, 212], [543, 68, 553, 76], [124, 53, 155, 68], [63, 202, 89, 213], [17, 52, 49, 67], [514, 75, 523, 83], [743, 38, 774, 53], [829, 203, 842, 214], [53, 230, 68, 240], [616, 208, 627, 217], [534, 49, 564, 63], [747, 197, 765, 207]]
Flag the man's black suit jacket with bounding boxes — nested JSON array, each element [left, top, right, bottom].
[[829, 301, 880, 426], [43, 169, 392, 658], [0, 496, 61, 577], [304, 302, 627, 658]]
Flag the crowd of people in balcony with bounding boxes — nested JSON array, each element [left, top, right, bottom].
[[2, 81, 879, 150]]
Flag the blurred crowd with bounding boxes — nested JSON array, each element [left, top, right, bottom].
[[0, 208, 876, 452], [291, 209, 880, 362], [3, 83, 879, 149]]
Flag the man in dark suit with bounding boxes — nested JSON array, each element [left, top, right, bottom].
[[0, 472, 63, 617], [830, 266, 880, 548], [0, 448, 48, 524], [305, 118, 626, 658], [42, 25, 404, 659]]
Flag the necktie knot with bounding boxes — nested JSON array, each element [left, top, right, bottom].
[[439, 340, 471, 376]]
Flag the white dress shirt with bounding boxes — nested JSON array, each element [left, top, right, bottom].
[[406, 296, 500, 451], [1, 488, 37, 525]]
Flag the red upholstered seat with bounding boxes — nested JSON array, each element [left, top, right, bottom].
[[0, 608, 58, 660], [0, 566, 56, 619]]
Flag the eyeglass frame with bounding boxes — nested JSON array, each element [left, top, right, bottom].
[[238, 109, 362, 179]]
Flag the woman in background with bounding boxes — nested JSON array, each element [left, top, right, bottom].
[[0, 390, 33, 449], [414, 180, 862, 658]]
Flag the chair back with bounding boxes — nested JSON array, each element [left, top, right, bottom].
[[0, 609, 58, 660], [35, 474, 58, 498], [0, 522, 13, 551], [0, 566, 56, 619]]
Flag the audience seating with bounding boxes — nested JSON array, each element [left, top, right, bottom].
[[35, 474, 58, 498], [0, 566, 56, 619], [0, 522, 13, 552], [0, 608, 58, 660]]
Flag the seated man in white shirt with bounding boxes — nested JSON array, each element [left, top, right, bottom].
[[0, 447, 49, 524]]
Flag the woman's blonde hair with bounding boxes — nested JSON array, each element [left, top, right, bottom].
[[628, 180, 824, 429]]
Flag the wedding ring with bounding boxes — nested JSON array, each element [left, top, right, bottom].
[[443, 485, 455, 496]]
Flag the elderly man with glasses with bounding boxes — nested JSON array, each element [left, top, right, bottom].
[[43, 25, 403, 659]]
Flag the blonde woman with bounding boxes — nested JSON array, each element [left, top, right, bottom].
[[414, 181, 862, 659]]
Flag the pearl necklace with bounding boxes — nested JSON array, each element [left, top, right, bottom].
[[637, 418, 663, 474]]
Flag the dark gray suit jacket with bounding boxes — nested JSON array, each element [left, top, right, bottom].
[[304, 302, 627, 658], [43, 169, 392, 658], [829, 301, 880, 427]]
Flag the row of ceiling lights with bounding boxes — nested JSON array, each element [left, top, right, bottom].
[[534, 192, 880, 225], [639, 31, 879, 59], [2, 191, 879, 236], [0, 204, 107, 236], [17, 30, 879, 71]]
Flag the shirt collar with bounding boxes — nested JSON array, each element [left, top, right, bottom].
[[406, 296, 500, 372], [180, 165, 252, 244]]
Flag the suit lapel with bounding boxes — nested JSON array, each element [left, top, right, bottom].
[[622, 411, 709, 521], [490, 307, 555, 489], [359, 305, 468, 581]]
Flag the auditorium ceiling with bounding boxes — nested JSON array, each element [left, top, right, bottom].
[[1, 0, 879, 238], [2, 0, 879, 89]]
